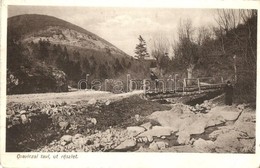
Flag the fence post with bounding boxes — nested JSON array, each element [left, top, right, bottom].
[[197, 78, 201, 93], [127, 74, 130, 92], [221, 77, 224, 83], [174, 74, 177, 92], [129, 80, 133, 92], [86, 74, 89, 90], [183, 78, 186, 93], [143, 79, 146, 94]]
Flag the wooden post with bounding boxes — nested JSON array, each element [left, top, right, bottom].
[[85, 74, 89, 90], [143, 79, 146, 94], [104, 79, 108, 92], [174, 74, 177, 92], [221, 77, 224, 83], [127, 74, 130, 92], [129, 80, 133, 92], [183, 78, 186, 93], [197, 78, 201, 93]]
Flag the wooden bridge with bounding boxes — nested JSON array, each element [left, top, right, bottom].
[[127, 75, 226, 100]]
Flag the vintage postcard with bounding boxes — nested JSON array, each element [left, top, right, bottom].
[[0, 0, 259, 167]]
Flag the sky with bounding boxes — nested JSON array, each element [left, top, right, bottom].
[[8, 6, 218, 56]]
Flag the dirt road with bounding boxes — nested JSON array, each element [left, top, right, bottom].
[[7, 90, 144, 103]]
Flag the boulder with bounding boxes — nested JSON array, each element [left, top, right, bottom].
[[127, 126, 146, 137], [239, 139, 255, 153], [135, 114, 140, 121], [206, 115, 225, 128], [105, 100, 111, 106], [234, 122, 255, 138], [73, 137, 87, 147], [149, 110, 186, 132], [21, 114, 29, 124], [147, 135, 153, 142], [140, 122, 152, 130], [213, 130, 243, 153], [19, 110, 27, 114], [177, 131, 190, 145], [193, 138, 215, 152], [156, 141, 168, 149], [61, 135, 73, 143], [149, 142, 159, 150], [138, 126, 172, 137], [59, 121, 69, 130], [74, 133, 83, 139], [115, 139, 136, 151], [88, 98, 97, 105], [91, 118, 97, 125], [209, 106, 241, 121], [186, 117, 208, 135]]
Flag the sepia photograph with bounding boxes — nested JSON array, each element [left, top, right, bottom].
[[1, 0, 259, 167]]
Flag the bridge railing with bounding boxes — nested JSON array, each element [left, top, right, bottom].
[[127, 75, 225, 95]]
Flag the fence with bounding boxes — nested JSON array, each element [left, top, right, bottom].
[[128, 74, 225, 95]]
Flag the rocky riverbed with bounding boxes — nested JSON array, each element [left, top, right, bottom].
[[6, 91, 255, 153]]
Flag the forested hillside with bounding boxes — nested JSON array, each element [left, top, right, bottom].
[[145, 9, 257, 103], [7, 14, 150, 94]]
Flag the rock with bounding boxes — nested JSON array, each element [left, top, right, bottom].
[[206, 115, 225, 128], [156, 141, 168, 149], [105, 100, 111, 106], [177, 131, 190, 145], [237, 104, 245, 111], [149, 142, 159, 150], [234, 122, 255, 138], [170, 107, 183, 115], [193, 138, 215, 152], [138, 126, 172, 137], [140, 122, 152, 130], [209, 106, 242, 121], [59, 121, 69, 130], [88, 98, 97, 105], [213, 130, 243, 153], [127, 126, 146, 136], [61, 135, 73, 143], [142, 137, 148, 143], [91, 118, 97, 125], [21, 114, 29, 124], [137, 146, 145, 152], [115, 139, 136, 150], [74, 134, 83, 139], [19, 110, 27, 114], [239, 139, 255, 153], [147, 135, 153, 142], [186, 117, 207, 135], [73, 137, 87, 147], [135, 114, 140, 122], [12, 120, 20, 125], [235, 110, 256, 123], [61, 141, 67, 146], [149, 110, 185, 132]]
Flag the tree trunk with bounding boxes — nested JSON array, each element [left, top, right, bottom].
[[187, 64, 195, 86]]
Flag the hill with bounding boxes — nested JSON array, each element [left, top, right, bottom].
[[7, 14, 150, 94]]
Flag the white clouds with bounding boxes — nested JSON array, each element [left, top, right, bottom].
[[87, 14, 177, 55]]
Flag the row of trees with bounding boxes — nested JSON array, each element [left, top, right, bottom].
[[134, 9, 257, 102]]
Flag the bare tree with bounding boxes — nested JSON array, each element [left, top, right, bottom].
[[196, 26, 213, 46], [150, 34, 170, 76], [214, 9, 241, 33], [173, 18, 199, 82]]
